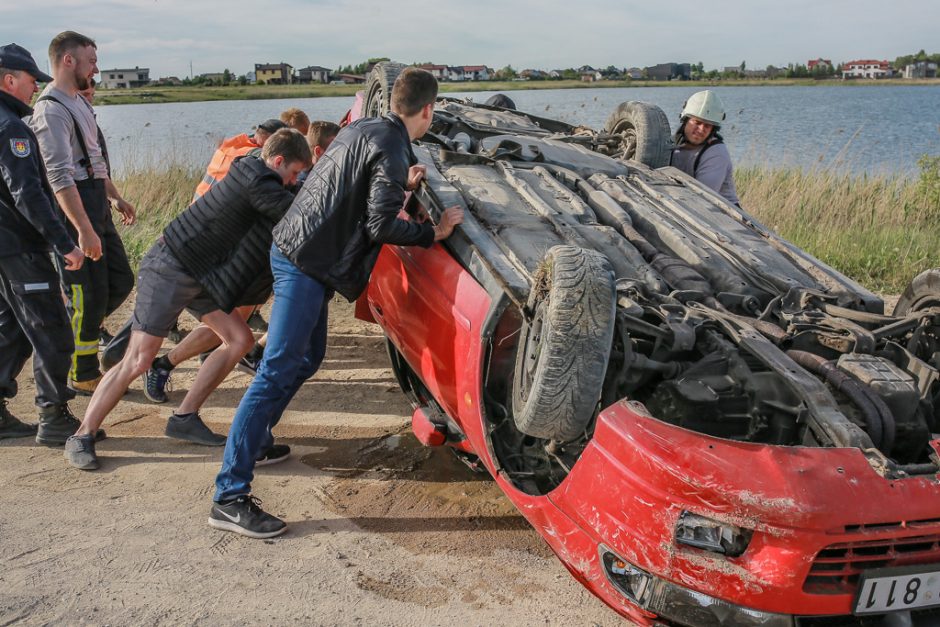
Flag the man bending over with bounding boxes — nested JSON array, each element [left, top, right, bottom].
[[65, 129, 311, 470]]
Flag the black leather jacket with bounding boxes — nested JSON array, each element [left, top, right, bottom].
[[0, 91, 74, 258], [273, 113, 434, 301], [163, 156, 295, 312]]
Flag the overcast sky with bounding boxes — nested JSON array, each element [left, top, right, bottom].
[[6, 0, 937, 79]]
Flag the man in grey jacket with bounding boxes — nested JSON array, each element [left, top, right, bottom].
[[30, 31, 135, 396]]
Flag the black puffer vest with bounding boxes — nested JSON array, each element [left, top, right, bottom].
[[163, 156, 295, 311]]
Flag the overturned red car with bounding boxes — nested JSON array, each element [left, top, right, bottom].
[[352, 64, 940, 626]]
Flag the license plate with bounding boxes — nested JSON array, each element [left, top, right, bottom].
[[854, 564, 940, 615]]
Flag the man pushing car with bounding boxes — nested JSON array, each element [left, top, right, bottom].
[[209, 67, 463, 538]]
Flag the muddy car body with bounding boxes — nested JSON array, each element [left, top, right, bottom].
[[351, 64, 940, 626]]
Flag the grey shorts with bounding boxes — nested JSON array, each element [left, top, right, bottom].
[[131, 240, 219, 338]]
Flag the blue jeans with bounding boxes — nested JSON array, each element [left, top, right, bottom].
[[214, 244, 329, 502]]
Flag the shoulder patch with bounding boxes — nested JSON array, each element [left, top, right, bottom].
[[10, 138, 31, 158]]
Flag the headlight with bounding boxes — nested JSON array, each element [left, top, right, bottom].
[[599, 546, 793, 627], [675, 511, 753, 557]]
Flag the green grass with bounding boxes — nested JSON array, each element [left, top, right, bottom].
[[112, 164, 201, 271], [110, 162, 939, 294], [736, 167, 940, 293]]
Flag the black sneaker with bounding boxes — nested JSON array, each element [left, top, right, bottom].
[[208, 495, 286, 539], [142, 366, 171, 403], [235, 355, 260, 375], [255, 443, 290, 467], [246, 310, 268, 332], [165, 412, 226, 446], [64, 434, 99, 470]]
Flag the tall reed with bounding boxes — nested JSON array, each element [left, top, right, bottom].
[[111, 164, 201, 271], [736, 166, 939, 294]]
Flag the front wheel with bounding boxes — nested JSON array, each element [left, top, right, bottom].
[[511, 246, 616, 441]]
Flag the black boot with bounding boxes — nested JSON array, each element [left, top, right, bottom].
[[36, 405, 106, 447], [0, 400, 37, 439]]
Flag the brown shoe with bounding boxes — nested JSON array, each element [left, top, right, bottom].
[[67, 375, 103, 396]]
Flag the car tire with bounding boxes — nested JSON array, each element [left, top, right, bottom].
[[512, 245, 617, 441], [363, 62, 406, 118], [604, 101, 673, 168], [894, 268, 940, 315]]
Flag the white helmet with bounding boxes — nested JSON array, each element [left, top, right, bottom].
[[680, 90, 726, 127]]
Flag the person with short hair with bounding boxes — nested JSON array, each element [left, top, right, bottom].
[[29, 31, 136, 396], [670, 90, 739, 206], [77, 77, 134, 222], [64, 129, 312, 470], [293, 120, 340, 188], [140, 122, 341, 393], [279, 107, 310, 136], [78, 76, 136, 346], [305, 120, 340, 160], [209, 68, 464, 538], [0, 43, 86, 443]]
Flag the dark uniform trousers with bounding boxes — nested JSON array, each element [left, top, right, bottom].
[[0, 251, 75, 407], [57, 179, 134, 382]]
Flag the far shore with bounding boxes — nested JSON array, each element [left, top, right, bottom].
[[91, 77, 940, 106]]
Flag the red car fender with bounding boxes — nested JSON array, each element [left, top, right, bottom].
[[550, 400, 940, 615], [362, 243, 495, 460]]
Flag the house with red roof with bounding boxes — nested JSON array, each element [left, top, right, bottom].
[[842, 59, 894, 79]]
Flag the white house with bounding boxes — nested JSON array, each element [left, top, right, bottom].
[[842, 59, 893, 79], [99, 67, 150, 89]]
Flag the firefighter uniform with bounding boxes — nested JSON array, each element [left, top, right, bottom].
[[30, 84, 134, 387], [0, 48, 77, 419]]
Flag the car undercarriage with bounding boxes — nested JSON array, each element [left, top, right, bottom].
[[355, 63, 940, 625], [404, 98, 940, 497]]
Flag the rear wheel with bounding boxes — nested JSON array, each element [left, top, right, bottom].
[[512, 246, 616, 441], [894, 268, 940, 315], [604, 101, 673, 168], [362, 62, 406, 118], [894, 268, 940, 431]]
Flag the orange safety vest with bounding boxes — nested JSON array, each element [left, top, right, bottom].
[[192, 133, 259, 201]]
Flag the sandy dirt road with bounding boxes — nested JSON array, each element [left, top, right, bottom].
[[0, 297, 623, 626]]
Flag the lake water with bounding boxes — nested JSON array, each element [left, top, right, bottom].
[[94, 85, 939, 178]]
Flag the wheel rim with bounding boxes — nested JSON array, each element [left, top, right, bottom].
[[517, 302, 546, 405], [365, 83, 386, 117], [611, 120, 639, 160]]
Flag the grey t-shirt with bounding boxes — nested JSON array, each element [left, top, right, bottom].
[[29, 85, 108, 193], [671, 141, 739, 205]]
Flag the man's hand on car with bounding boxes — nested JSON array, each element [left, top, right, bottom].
[[432, 206, 464, 241], [406, 165, 426, 191]]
